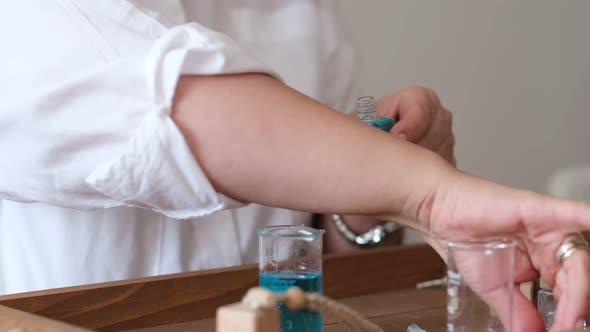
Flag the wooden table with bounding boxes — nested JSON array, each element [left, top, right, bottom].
[[0, 245, 446, 332], [122, 288, 447, 332]]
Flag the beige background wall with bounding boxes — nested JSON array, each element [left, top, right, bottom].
[[340, 1, 590, 193]]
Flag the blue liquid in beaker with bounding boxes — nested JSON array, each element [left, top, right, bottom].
[[259, 271, 323, 332]]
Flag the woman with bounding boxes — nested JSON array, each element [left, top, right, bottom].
[[0, 2, 588, 331]]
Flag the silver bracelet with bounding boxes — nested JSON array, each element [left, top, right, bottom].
[[330, 214, 401, 248]]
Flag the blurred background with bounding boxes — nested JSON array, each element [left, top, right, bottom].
[[340, 0, 590, 193]]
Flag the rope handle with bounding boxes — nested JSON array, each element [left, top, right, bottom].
[[242, 287, 384, 332]]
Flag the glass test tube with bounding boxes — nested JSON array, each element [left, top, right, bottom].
[[447, 239, 516, 332], [258, 225, 325, 332]]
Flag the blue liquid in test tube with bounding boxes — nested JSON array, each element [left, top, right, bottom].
[[259, 271, 323, 332], [257, 225, 325, 332]]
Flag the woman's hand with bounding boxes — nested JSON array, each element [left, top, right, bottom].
[[378, 87, 456, 166], [377, 87, 589, 331], [418, 172, 590, 332]]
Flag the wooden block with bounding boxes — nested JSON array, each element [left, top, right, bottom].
[[216, 303, 279, 332]]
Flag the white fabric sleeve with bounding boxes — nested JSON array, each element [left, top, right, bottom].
[[314, 1, 360, 114], [0, 23, 280, 219]]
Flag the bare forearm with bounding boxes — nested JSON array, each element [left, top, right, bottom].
[[172, 74, 455, 219]]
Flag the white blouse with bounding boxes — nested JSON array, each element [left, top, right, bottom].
[[0, 0, 358, 294]]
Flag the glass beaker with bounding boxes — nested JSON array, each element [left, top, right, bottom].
[[446, 238, 516, 332], [257, 225, 325, 332], [537, 288, 590, 331], [537, 288, 557, 331]]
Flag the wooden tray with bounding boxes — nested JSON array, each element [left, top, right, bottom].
[[0, 245, 445, 331]]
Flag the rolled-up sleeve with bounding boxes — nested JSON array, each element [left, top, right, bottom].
[[0, 22, 280, 219]]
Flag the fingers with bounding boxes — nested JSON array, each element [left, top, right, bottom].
[[390, 103, 456, 166], [512, 286, 546, 332], [465, 283, 544, 332], [550, 249, 590, 332], [377, 87, 455, 164], [521, 197, 590, 287], [377, 87, 434, 142], [524, 195, 590, 235], [415, 107, 451, 146], [389, 102, 431, 142], [430, 135, 456, 167], [516, 193, 590, 289], [416, 109, 455, 165]]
